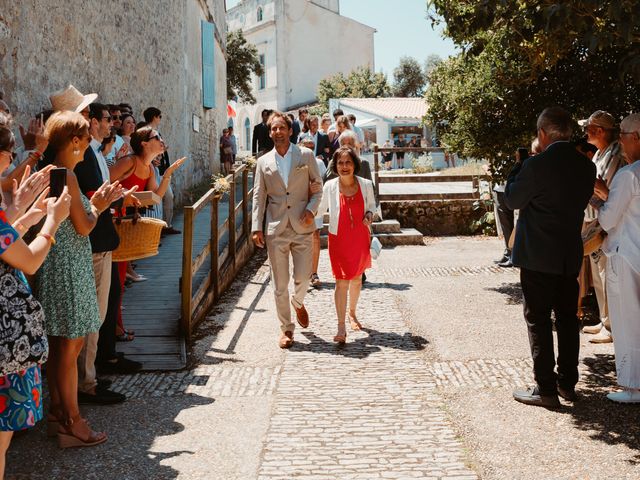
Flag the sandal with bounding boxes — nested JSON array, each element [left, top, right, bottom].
[[310, 273, 321, 288], [58, 415, 107, 448], [348, 313, 362, 331], [333, 325, 347, 344], [116, 332, 135, 342]]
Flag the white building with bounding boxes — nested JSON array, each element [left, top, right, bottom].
[[328, 97, 431, 150], [226, 0, 375, 152]]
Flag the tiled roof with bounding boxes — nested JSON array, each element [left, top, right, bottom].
[[339, 98, 427, 120]]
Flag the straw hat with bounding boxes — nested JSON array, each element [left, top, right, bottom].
[[49, 85, 98, 112], [578, 110, 616, 130]]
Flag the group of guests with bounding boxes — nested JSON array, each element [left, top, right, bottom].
[[251, 111, 375, 348], [0, 84, 185, 473], [503, 106, 640, 409]]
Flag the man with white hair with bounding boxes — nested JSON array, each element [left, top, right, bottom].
[[593, 113, 640, 403], [506, 107, 595, 408]]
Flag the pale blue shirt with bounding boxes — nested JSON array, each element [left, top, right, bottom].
[[90, 138, 110, 182], [599, 160, 640, 273], [275, 144, 293, 187]]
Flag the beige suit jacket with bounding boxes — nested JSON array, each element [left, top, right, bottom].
[[252, 144, 323, 236]]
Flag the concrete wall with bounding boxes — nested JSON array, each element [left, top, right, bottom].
[[382, 200, 487, 236], [0, 0, 227, 204]]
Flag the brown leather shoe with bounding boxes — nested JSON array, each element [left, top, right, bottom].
[[279, 331, 294, 349], [291, 302, 309, 328]]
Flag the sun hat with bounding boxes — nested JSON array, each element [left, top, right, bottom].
[[49, 85, 98, 112], [578, 110, 616, 130]]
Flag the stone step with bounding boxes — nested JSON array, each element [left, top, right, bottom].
[[320, 228, 423, 248], [319, 219, 402, 236]]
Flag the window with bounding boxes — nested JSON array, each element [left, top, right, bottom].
[[201, 20, 215, 109], [258, 54, 266, 90], [244, 118, 251, 150], [257, 6, 263, 22]]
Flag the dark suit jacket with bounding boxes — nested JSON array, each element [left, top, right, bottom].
[[290, 121, 301, 144], [315, 132, 330, 163], [252, 122, 273, 155], [74, 147, 120, 253], [505, 141, 596, 276]]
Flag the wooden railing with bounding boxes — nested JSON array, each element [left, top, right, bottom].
[[373, 146, 491, 201], [180, 164, 254, 340]]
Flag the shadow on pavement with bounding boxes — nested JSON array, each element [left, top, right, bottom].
[[296, 328, 428, 359], [563, 353, 640, 464], [485, 282, 523, 305], [6, 392, 214, 480]]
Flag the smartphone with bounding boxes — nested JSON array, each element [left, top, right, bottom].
[[48, 168, 67, 198]]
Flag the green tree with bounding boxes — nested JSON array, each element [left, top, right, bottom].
[[423, 54, 443, 79], [425, 0, 640, 179], [393, 56, 427, 97], [316, 66, 390, 113], [226, 29, 264, 104]]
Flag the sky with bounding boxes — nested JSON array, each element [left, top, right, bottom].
[[226, 0, 458, 76]]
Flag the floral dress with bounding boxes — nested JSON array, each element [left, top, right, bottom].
[[33, 195, 101, 338], [0, 209, 43, 431]]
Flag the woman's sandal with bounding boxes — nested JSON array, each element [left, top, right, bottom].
[[58, 415, 107, 448], [333, 325, 347, 344], [116, 328, 135, 342], [348, 313, 362, 331]]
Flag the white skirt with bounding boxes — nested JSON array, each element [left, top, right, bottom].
[[606, 254, 640, 388]]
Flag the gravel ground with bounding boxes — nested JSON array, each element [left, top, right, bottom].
[[381, 238, 640, 480]]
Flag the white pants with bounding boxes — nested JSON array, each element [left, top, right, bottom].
[[606, 254, 640, 388], [590, 252, 611, 331]]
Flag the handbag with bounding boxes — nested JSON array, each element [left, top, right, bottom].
[[370, 236, 382, 260], [223, 146, 233, 155], [0, 261, 48, 376]]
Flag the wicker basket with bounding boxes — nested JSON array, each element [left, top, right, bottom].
[[112, 215, 167, 262], [582, 219, 606, 256]]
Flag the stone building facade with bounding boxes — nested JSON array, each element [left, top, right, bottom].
[[0, 0, 227, 204], [226, 0, 375, 152]]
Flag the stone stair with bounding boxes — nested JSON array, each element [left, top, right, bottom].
[[319, 214, 423, 248]]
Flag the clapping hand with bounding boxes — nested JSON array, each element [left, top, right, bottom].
[[10, 164, 55, 217], [91, 180, 125, 214], [594, 177, 609, 201], [122, 185, 142, 208], [19, 116, 48, 153], [48, 186, 72, 223]]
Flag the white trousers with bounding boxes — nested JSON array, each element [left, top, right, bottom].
[[606, 254, 640, 388], [590, 252, 611, 331]]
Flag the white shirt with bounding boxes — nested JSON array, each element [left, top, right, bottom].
[[599, 160, 640, 273], [274, 144, 293, 187], [90, 138, 110, 183], [310, 131, 319, 156], [352, 124, 365, 145], [105, 135, 125, 166]]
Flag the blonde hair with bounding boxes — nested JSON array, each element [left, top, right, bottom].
[[335, 115, 352, 129], [44, 110, 89, 152]]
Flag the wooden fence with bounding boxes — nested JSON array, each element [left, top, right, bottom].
[[373, 146, 491, 201], [180, 164, 254, 340]]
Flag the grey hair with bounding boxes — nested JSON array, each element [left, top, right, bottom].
[[338, 129, 358, 146], [536, 107, 573, 141], [621, 113, 640, 135]]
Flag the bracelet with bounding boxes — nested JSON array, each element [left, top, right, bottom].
[[14, 222, 26, 235], [37, 233, 56, 246]]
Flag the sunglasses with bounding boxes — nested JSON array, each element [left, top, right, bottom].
[[148, 135, 160, 141], [111, 115, 121, 120]]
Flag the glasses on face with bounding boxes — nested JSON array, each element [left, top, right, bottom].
[[111, 115, 121, 120], [103, 115, 112, 122], [620, 131, 638, 139], [148, 135, 160, 142]]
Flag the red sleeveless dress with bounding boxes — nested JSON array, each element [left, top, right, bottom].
[[328, 186, 371, 280]]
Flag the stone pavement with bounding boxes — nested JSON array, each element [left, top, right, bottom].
[[7, 237, 639, 479]]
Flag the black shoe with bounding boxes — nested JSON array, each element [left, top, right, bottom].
[[361, 272, 367, 284], [78, 386, 126, 405], [96, 355, 143, 374], [513, 386, 561, 408], [557, 386, 578, 402], [498, 258, 514, 268], [494, 250, 511, 264], [97, 377, 112, 389]]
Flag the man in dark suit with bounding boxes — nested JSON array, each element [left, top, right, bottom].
[[505, 106, 596, 408], [252, 109, 274, 156]]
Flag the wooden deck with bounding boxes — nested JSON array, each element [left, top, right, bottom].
[[118, 201, 228, 371]]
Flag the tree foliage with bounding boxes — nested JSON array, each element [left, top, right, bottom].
[[315, 66, 391, 114], [425, 0, 640, 179], [226, 29, 264, 104], [393, 56, 427, 97]]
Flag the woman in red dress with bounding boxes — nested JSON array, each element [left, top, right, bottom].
[[317, 147, 376, 344]]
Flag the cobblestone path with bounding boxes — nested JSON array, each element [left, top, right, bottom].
[[256, 262, 477, 480]]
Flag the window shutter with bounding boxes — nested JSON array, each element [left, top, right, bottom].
[[201, 20, 215, 109]]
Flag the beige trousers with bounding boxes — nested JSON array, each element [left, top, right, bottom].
[[266, 224, 313, 333], [590, 251, 611, 332], [78, 252, 112, 393]]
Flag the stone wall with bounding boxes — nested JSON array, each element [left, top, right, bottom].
[[382, 200, 487, 236], [0, 0, 227, 205]]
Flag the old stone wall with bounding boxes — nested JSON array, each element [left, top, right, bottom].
[[0, 0, 227, 205], [382, 200, 488, 236]]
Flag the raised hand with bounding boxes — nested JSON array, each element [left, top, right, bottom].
[[91, 180, 125, 213], [48, 186, 72, 223], [165, 156, 187, 176], [11, 164, 54, 217], [17, 187, 50, 229]]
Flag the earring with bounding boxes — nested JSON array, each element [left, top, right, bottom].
[[73, 148, 80, 156]]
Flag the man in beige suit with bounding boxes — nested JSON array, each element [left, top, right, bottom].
[[252, 112, 323, 348]]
